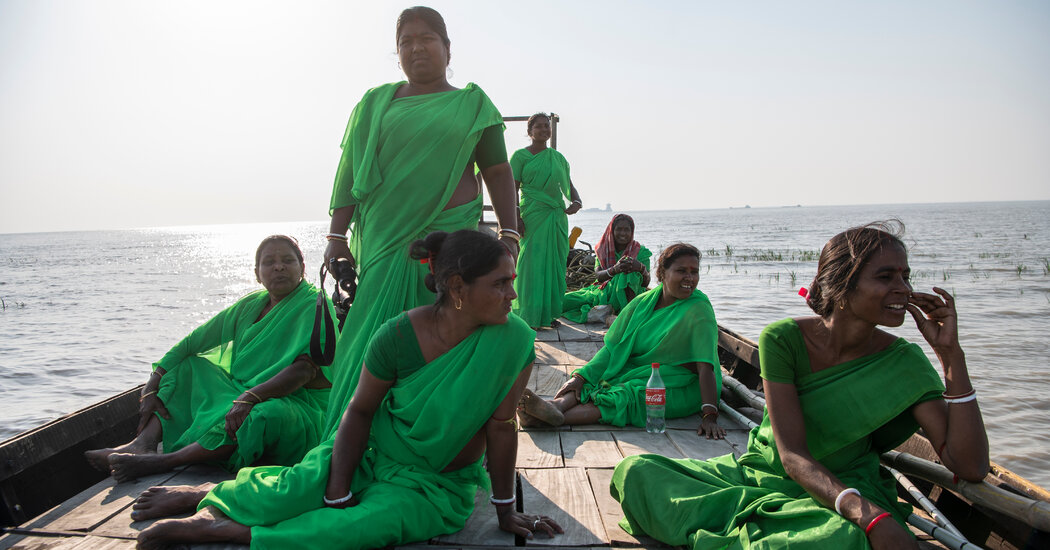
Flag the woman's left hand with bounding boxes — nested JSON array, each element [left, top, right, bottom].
[[497, 510, 563, 539], [564, 202, 581, 215], [224, 401, 254, 440], [907, 287, 960, 353], [697, 416, 726, 439]]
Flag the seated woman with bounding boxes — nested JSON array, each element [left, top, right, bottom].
[[611, 221, 990, 550], [520, 243, 725, 439], [562, 213, 651, 324], [85, 235, 332, 481], [134, 230, 563, 549]]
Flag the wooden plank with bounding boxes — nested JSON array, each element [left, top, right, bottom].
[[534, 342, 573, 366], [560, 342, 600, 366], [532, 364, 569, 397], [520, 468, 605, 547], [556, 323, 590, 342], [0, 535, 136, 550], [434, 487, 514, 546], [91, 465, 232, 538], [613, 432, 685, 459], [666, 430, 737, 461], [585, 468, 665, 548], [23, 469, 179, 534], [517, 431, 563, 469], [666, 411, 752, 431], [724, 430, 751, 457], [560, 432, 622, 469], [535, 327, 560, 342]]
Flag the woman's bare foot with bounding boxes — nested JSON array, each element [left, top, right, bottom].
[[520, 389, 564, 426], [137, 505, 250, 549], [517, 409, 548, 428], [131, 483, 216, 521], [109, 452, 174, 482], [85, 440, 156, 472]]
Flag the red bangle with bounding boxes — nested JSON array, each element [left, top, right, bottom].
[[865, 512, 892, 535]]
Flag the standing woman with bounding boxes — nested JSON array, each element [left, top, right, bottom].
[[562, 213, 651, 324], [612, 222, 989, 549], [320, 6, 520, 431], [511, 112, 582, 329]]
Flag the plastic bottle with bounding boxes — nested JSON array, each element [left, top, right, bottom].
[[645, 362, 666, 433]]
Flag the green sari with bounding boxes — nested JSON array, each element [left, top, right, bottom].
[[324, 81, 502, 436], [199, 314, 536, 550], [611, 319, 946, 549], [575, 286, 721, 427], [155, 281, 330, 470], [562, 246, 652, 323], [511, 147, 570, 328]]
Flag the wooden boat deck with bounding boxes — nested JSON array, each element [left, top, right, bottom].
[[0, 320, 948, 549]]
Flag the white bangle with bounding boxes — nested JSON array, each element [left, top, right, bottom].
[[944, 392, 977, 404], [489, 495, 516, 506], [834, 488, 860, 515], [701, 403, 718, 412], [323, 490, 353, 506], [571, 199, 581, 205]]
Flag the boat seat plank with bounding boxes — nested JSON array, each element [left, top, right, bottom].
[[666, 411, 750, 432], [434, 487, 514, 546], [517, 431, 564, 469], [534, 343, 574, 366], [535, 328, 560, 342], [585, 468, 666, 548], [560, 342, 600, 365], [91, 465, 233, 539], [520, 468, 605, 547], [665, 430, 737, 461], [24, 470, 179, 534], [0, 534, 136, 550], [723, 430, 750, 457], [532, 364, 569, 398], [613, 432, 685, 459], [560, 432, 623, 469], [555, 323, 591, 342]]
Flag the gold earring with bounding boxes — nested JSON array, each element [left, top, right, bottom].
[[455, 298, 463, 310]]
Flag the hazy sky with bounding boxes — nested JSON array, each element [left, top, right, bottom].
[[2, 0, 1048, 234]]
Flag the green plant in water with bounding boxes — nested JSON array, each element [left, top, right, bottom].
[[1041, 258, 1049, 276], [725, 244, 733, 258], [1016, 264, 1027, 277], [942, 269, 951, 281], [788, 270, 797, 286]]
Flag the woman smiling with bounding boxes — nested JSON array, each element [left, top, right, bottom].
[[562, 213, 651, 324]]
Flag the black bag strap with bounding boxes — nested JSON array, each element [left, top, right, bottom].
[[310, 264, 337, 366]]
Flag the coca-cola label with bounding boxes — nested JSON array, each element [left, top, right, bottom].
[[645, 388, 665, 406]]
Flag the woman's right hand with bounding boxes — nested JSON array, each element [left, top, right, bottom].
[[555, 375, 584, 401], [866, 515, 919, 550], [324, 240, 355, 270], [137, 393, 170, 433]]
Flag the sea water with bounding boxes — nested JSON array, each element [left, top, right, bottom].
[[1, 201, 1048, 486]]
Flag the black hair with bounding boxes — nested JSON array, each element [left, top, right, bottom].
[[527, 112, 550, 134], [807, 220, 907, 318], [655, 243, 701, 283], [255, 235, 304, 269], [409, 229, 508, 307], [396, 6, 451, 63]]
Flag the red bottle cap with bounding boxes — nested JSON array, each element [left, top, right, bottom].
[[652, 362, 659, 369]]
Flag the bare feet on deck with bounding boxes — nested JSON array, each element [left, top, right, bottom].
[[131, 483, 216, 521], [519, 389, 564, 426], [85, 441, 155, 473], [550, 319, 561, 328], [137, 505, 249, 549], [109, 452, 173, 483]]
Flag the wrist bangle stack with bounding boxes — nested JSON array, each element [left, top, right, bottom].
[[865, 512, 892, 535], [139, 390, 157, 402], [701, 403, 718, 413], [324, 490, 354, 506], [943, 389, 977, 404], [489, 495, 516, 506], [232, 400, 256, 406], [571, 199, 582, 206], [244, 390, 264, 403], [834, 487, 860, 515], [498, 228, 521, 243], [325, 232, 348, 242]]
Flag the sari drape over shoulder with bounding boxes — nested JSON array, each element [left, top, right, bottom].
[[511, 147, 570, 328], [324, 81, 502, 436], [611, 318, 946, 549], [155, 281, 330, 470], [200, 314, 536, 550], [575, 286, 720, 427]]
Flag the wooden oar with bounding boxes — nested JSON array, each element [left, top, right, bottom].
[[882, 450, 1050, 532]]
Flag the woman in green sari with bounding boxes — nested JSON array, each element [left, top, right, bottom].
[[136, 231, 563, 549], [612, 221, 990, 550], [562, 213, 651, 324], [519, 243, 725, 439], [85, 235, 331, 481], [511, 112, 583, 329]]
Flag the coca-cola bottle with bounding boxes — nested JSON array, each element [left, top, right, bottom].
[[645, 362, 665, 433]]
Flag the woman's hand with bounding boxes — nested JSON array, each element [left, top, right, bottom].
[[866, 515, 919, 550], [497, 510, 563, 539], [324, 239, 355, 271], [555, 374, 584, 402], [137, 394, 170, 433], [907, 287, 960, 354], [564, 202, 581, 215], [697, 415, 726, 439], [224, 401, 254, 440]]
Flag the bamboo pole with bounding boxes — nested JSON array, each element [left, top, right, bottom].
[[718, 402, 757, 430], [883, 450, 1050, 532], [883, 465, 966, 539], [721, 369, 766, 410]]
